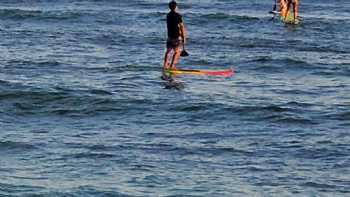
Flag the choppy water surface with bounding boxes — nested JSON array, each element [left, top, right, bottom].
[[1, 0, 349, 196]]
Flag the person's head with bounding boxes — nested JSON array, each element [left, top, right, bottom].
[[169, 1, 177, 11]]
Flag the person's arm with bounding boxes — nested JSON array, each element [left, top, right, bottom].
[[179, 22, 186, 44]]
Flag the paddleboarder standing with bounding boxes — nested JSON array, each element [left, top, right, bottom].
[[280, 0, 299, 23], [162, 0, 187, 72]]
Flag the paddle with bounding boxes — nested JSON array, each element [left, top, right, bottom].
[[269, 0, 278, 21], [272, 0, 277, 12]]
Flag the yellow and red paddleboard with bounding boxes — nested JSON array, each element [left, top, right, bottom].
[[165, 68, 234, 77]]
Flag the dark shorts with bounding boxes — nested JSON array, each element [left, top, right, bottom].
[[166, 38, 182, 49]]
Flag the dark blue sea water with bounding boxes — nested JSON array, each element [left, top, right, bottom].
[[1, 0, 350, 196]]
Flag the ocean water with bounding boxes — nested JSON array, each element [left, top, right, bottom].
[[0, 0, 350, 196]]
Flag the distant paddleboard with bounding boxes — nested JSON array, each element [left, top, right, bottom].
[[269, 10, 299, 25], [281, 12, 299, 25], [165, 68, 234, 77]]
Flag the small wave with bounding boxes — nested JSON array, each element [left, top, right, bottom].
[[188, 12, 259, 25], [137, 11, 164, 20], [89, 89, 113, 95], [0, 182, 46, 196], [235, 105, 290, 114], [5, 60, 61, 69], [323, 111, 350, 121], [283, 101, 314, 108], [237, 37, 285, 49], [66, 152, 116, 159], [161, 102, 313, 125], [0, 8, 91, 22], [0, 141, 36, 152], [183, 132, 223, 139], [252, 56, 273, 63], [249, 57, 318, 73], [299, 45, 349, 54], [307, 16, 349, 28], [226, 104, 316, 125], [199, 146, 252, 156], [168, 104, 208, 112], [0, 91, 67, 103], [0, 83, 133, 117], [295, 147, 348, 160], [67, 186, 134, 197], [272, 89, 318, 96], [64, 142, 125, 152], [0, 183, 133, 196], [271, 115, 315, 125], [0, 8, 42, 20], [186, 59, 211, 66], [302, 182, 336, 189], [203, 13, 259, 21], [138, 143, 251, 157], [278, 57, 313, 67], [85, 144, 118, 151]]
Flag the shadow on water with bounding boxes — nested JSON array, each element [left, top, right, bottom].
[[161, 72, 185, 90]]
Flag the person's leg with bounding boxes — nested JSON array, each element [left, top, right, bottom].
[[163, 48, 172, 69], [293, 0, 298, 21], [285, 0, 291, 19], [169, 46, 180, 70], [280, 0, 287, 18], [161, 48, 173, 80]]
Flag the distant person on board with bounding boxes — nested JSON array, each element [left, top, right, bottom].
[[163, 0, 186, 72], [280, 0, 298, 23]]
